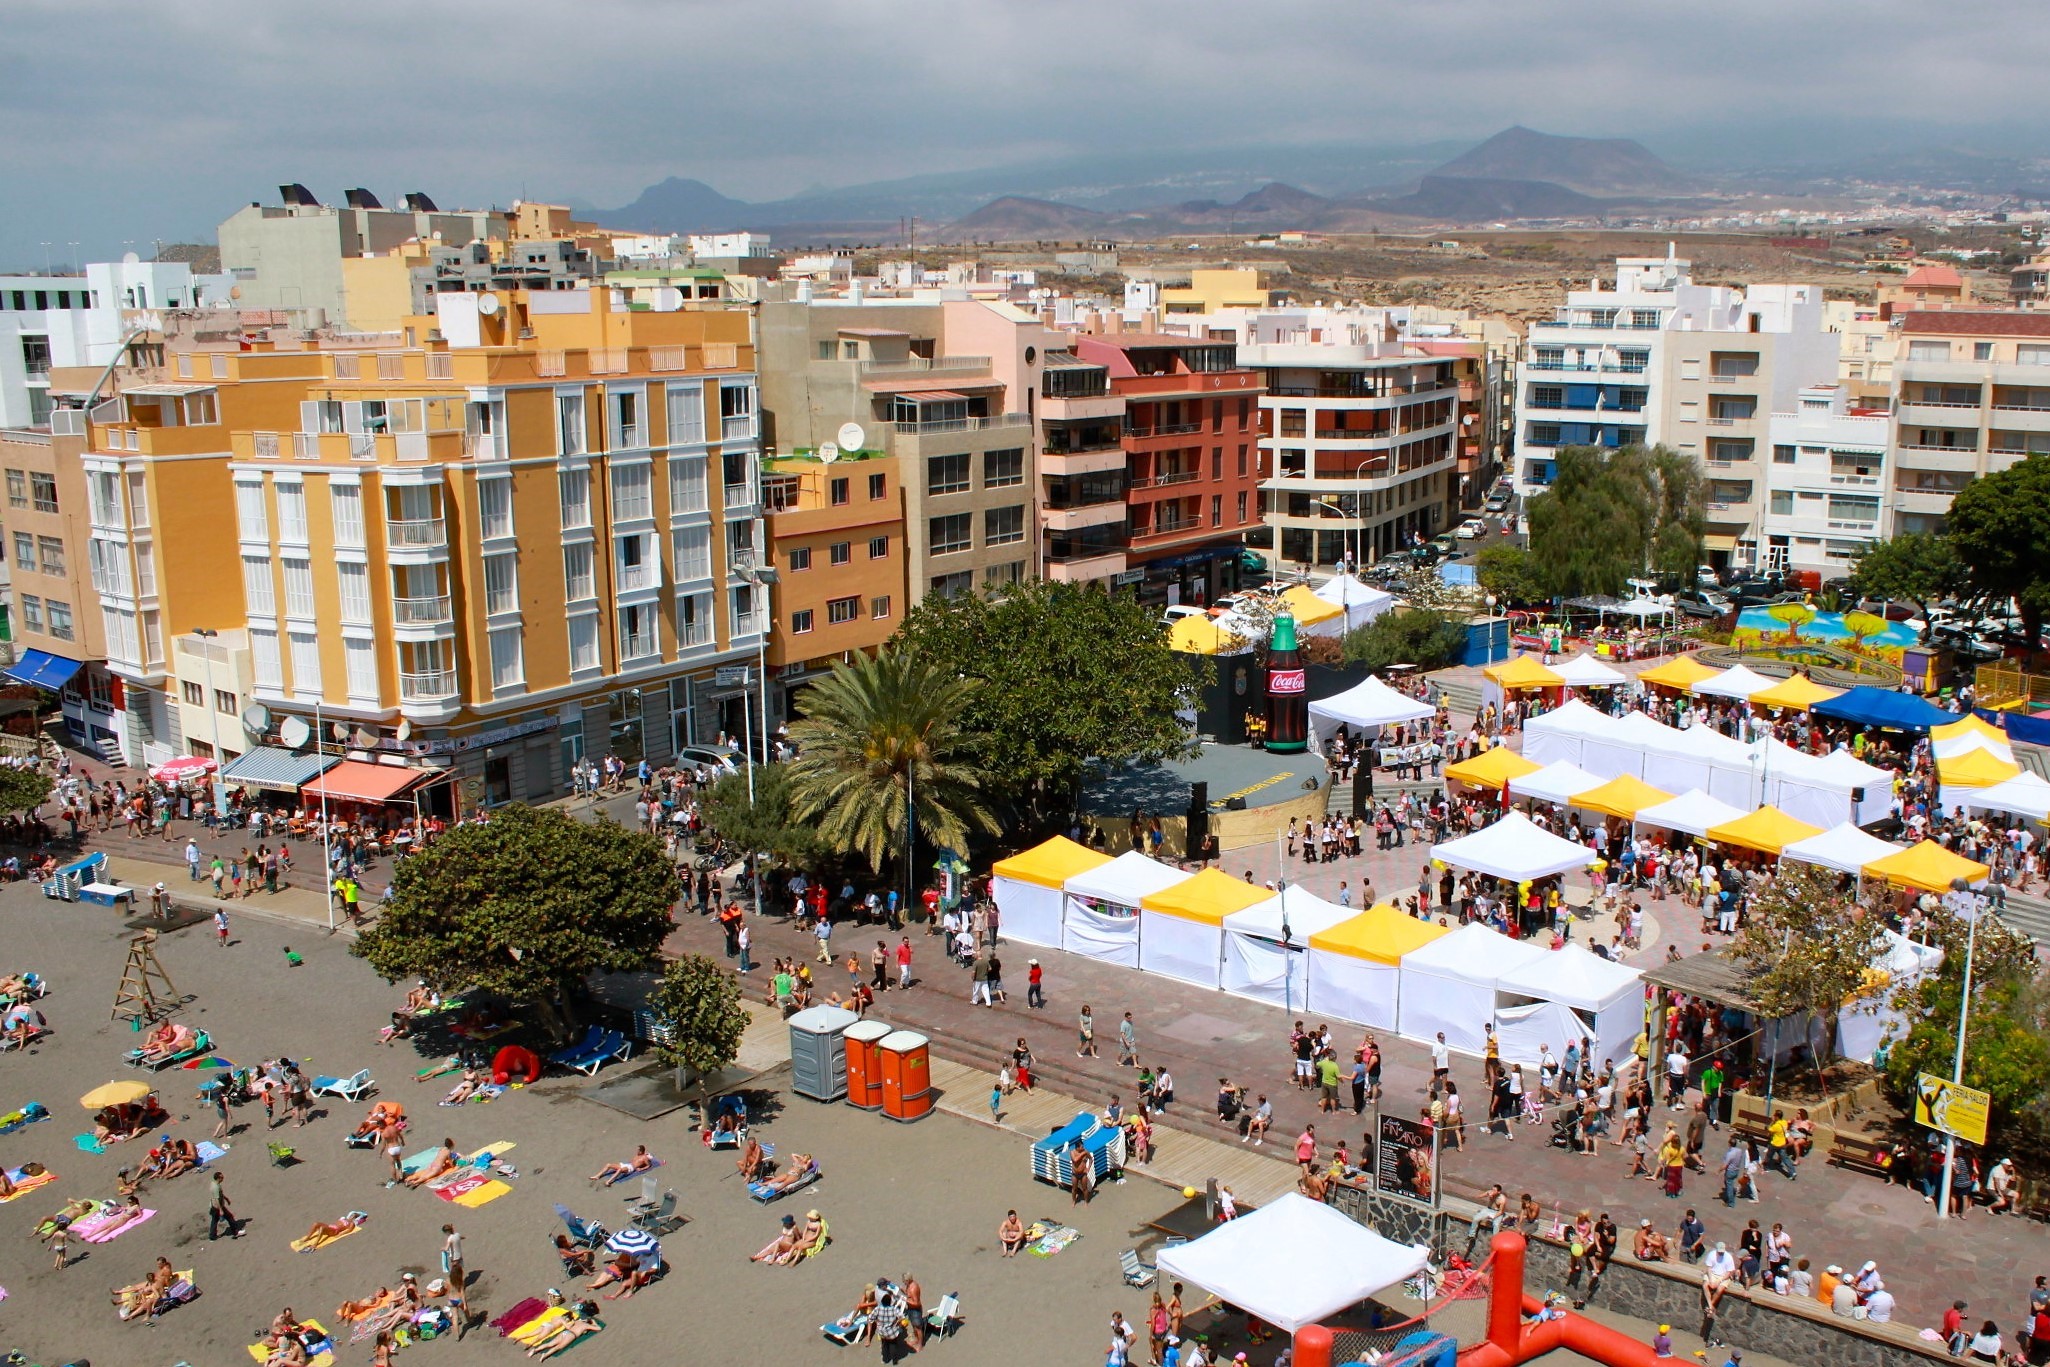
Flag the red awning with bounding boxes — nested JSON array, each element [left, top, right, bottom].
[[301, 760, 433, 804]]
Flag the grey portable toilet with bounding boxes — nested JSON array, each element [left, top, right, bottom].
[[787, 1004, 860, 1102]]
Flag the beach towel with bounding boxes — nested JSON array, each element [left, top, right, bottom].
[[1027, 1222, 1081, 1258], [508, 1306, 569, 1346], [0, 1104, 48, 1135], [599, 1156, 664, 1186], [338, 1289, 397, 1323], [431, 1171, 511, 1207], [248, 1318, 335, 1366], [490, 1296, 548, 1337], [0, 1168, 56, 1203], [399, 1144, 446, 1173], [77, 1206, 156, 1243], [73, 1133, 106, 1154], [467, 1140, 516, 1163], [291, 1222, 363, 1253], [196, 1141, 229, 1165]]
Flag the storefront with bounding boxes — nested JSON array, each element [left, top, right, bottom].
[[1121, 543, 1252, 611], [300, 759, 458, 824], [218, 746, 340, 805]]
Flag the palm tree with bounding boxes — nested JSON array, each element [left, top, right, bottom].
[[784, 650, 998, 874]]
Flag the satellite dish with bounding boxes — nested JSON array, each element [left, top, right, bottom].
[[396, 719, 413, 741], [818, 442, 840, 463], [241, 703, 271, 734], [837, 422, 866, 452], [279, 716, 312, 749], [476, 292, 501, 316], [651, 286, 684, 311], [331, 721, 350, 741], [352, 726, 378, 748]]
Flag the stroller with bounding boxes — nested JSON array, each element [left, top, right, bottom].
[[1548, 1109, 1581, 1150]]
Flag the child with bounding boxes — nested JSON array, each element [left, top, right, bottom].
[[49, 1221, 68, 1269], [988, 1081, 1002, 1122]]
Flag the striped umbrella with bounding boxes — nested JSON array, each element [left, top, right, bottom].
[[606, 1227, 658, 1258]]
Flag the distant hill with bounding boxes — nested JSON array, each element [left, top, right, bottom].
[[1429, 126, 1693, 197], [594, 177, 757, 233], [1369, 175, 1607, 221], [928, 196, 1110, 243]]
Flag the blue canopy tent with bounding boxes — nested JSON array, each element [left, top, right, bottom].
[[1811, 686, 1955, 733]]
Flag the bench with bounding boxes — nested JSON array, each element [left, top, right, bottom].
[[1827, 1132, 1894, 1179]]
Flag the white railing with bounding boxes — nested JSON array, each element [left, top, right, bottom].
[[647, 346, 688, 372], [349, 433, 376, 461], [723, 483, 756, 511], [292, 432, 318, 459], [537, 351, 567, 377], [400, 669, 459, 701], [678, 620, 712, 648], [254, 432, 280, 459], [731, 611, 764, 638], [591, 349, 628, 376], [386, 517, 446, 547], [621, 635, 658, 661], [393, 595, 452, 625], [616, 564, 655, 592], [702, 343, 739, 369], [425, 353, 453, 380]]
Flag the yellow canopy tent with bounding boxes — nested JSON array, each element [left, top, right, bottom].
[[1570, 773, 1676, 820], [1139, 867, 1273, 988], [1863, 840, 1991, 893], [1749, 673, 1844, 711], [1932, 714, 2007, 744], [991, 836, 1112, 945], [1168, 614, 1249, 656], [1139, 867, 1273, 923], [992, 835, 1111, 889], [1935, 747, 2022, 789], [1442, 746, 1542, 791], [1279, 585, 1346, 629], [1309, 903, 1451, 964], [1482, 654, 1563, 691], [1638, 655, 1720, 692], [1706, 805, 1825, 855], [1306, 904, 1451, 1029]]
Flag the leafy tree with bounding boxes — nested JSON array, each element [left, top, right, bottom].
[[1525, 444, 1702, 599], [1948, 454, 2050, 646], [892, 580, 1198, 819], [0, 767, 53, 814], [1645, 446, 1707, 588], [697, 763, 833, 868], [1340, 608, 1469, 672], [352, 805, 675, 1036], [1729, 863, 1885, 1091], [1475, 544, 1545, 607], [647, 952, 749, 1083], [1766, 601, 1816, 639], [1849, 533, 1963, 641], [1841, 610, 1888, 653], [784, 649, 998, 873]]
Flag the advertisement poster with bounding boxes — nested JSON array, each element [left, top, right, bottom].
[[1375, 1114, 1437, 1206]]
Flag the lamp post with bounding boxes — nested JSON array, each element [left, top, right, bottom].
[[1935, 876, 1984, 1222], [1485, 594, 1499, 667], [1311, 498, 1354, 576], [1353, 457, 1378, 567], [731, 531, 779, 928]]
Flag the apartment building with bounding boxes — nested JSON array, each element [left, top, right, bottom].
[[1515, 252, 1837, 569], [1887, 310, 2050, 535], [1760, 385, 1892, 576], [0, 261, 215, 429], [69, 286, 765, 802], [759, 452, 906, 693], [218, 187, 504, 321], [1037, 347, 1131, 585]]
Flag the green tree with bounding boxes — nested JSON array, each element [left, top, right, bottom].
[[1475, 544, 1545, 607], [0, 767, 53, 814], [1729, 863, 1885, 1091], [1849, 532, 1963, 641], [647, 952, 750, 1084], [784, 649, 998, 873], [892, 579, 1198, 819], [1947, 453, 2050, 646], [1340, 608, 1469, 672], [697, 763, 833, 868], [1524, 444, 1702, 599], [351, 805, 675, 1036]]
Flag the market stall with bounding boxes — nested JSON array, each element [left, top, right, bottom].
[[1954, 771, 2050, 824], [1219, 887, 1356, 1010], [1551, 652, 1627, 690], [1306, 904, 1449, 1031], [991, 836, 1112, 948], [1520, 698, 1611, 767], [1634, 788, 1747, 838], [1505, 760, 1600, 809], [1478, 654, 1563, 716], [1577, 709, 1679, 781], [1935, 746, 2023, 810], [1837, 930, 1944, 1063], [1168, 614, 1252, 656], [1638, 653, 1720, 694], [1749, 673, 1843, 712], [1442, 745, 1541, 793], [1645, 722, 1764, 808], [1279, 584, 1348, 639], [1313, 573, 1396, 631], [1495, 944, 1646, 1069], [1305, 675, 1435, 752], [1704, 805, 1824, 857], [1136, 868, 1271, 990], [1863, 840, 1990, 893], [1568, 773, 1675, 822], [1059, 851, 1190, 967], [1692, 663, 1780, 701], [1761, 742, 1893, 828], [1778, 822, 1904, 877], [1933, 714, 2009, 747], [1396, 921, 1552, 1057], [1811, 686, 1956, 734]]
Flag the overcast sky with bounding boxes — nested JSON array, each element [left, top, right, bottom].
[[3, 0, 2047, 267]]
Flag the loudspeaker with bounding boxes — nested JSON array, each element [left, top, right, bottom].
[[1186, 782, 1210, 853], [1351, 778, 1369, 818], [1224, 796, 1248, 811]]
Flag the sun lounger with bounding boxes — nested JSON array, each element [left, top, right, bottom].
[[748, 1156, 820, 1203], [309, 1069, 374, 1102], [556, 1029, 631, 1077], [126, 1029, 213, 1072], [926, 1292, 962, 1338], [821, 1311, 870, 1345], [545, 1025, 604, 1069]]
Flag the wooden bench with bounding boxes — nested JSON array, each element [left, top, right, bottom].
[[1827, 1132, 1894, 1179], [1725, 1095, 1772, 1145]]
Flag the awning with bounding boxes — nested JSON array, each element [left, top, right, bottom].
[[1442, 745, 1541, 791], [1706, 805, 1824, 855], [1702, 534, 1738, 551], [220, 746, 341, 794], [1749, 673, 1844, 711], [1864, 840, 1990, 893], [301, 759, 435, 804], [1638, 654, 1720, 692], [4, 649, 83, 691], [900, 389, 966, 401]]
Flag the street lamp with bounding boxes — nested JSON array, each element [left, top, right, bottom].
[[1311, 498, 1355, 574], [1485, 594, 1499, 667], [730, 532, 778, 926], [1935, 876, 1984, 1222]]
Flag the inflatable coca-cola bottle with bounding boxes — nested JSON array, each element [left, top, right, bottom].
[[1265, 611, 1308, 753]]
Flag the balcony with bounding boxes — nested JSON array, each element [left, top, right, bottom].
[[723, 483, 757, 511], [731, 612, 764, 639], [857, 355, 992, 378], [1042, 502, 1128, 532], [1126, 421, 1204, 438], [399, 669, 458, 702], [678, 620, 714, 650], [620, 636, 658, 662], [386, 517, 446, 549], [392, 594, 452, 626], [1140, 469, 1202, 487], [616, 563, 656, 593], [1046, 551, 1128, 582]]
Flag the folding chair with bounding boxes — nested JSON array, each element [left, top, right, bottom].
[[925, 1293, 961, 1338], [1118, 1248, 1156, 1288], [632, 1190, 679, 1234]]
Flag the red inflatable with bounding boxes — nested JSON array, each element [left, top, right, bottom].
[[492, 1044, 542, 1086]]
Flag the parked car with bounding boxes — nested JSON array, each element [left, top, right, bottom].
[[1930, 625, 2004, 662], [1672, 592, 1731, 621], [676, 745, 742, 776], [1484, 494, 1511, 514], [1429, 533, 1460, 556], [1456, 518, 1488, 540]]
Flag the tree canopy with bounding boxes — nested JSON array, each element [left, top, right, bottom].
[[1474, 544, 1545, 608], [1729, 863, 1885, 1088], [0, 766, 53, 814], [891, 579, 1198, 819], [1340, 607, 1468, 672], [351, 805, 675, 1028], [696, 762, 834, 869], [1524, 445, 1704, 599], [1850, 532, 1963, 640], [1946, 452, 2050, 645], [647, 952, 750, 1082]]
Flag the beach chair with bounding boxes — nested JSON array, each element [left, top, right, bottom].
[[1119, 1247, 1156, 1288], [267, 1141, 297, 1167], [310, 1068, 374, 1102], [128, 1029, 213, 1072], [546, 1025, 605, 1070], [554, 1203, 609, 1250], [925, 1293, 961, 1338], [631, 1190, 679, 1235], [563, 1029, 629, 1077], [821, 1311, 870, 1345], [148, 1270, 199, 1319], [626, 1171, 659, 1211]]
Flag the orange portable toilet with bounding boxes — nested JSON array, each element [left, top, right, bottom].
[[876, 1029, 933, 1122], [843, 1019, 892, 1111]]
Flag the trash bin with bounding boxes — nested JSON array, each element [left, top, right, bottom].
[[843, 1019, 892, 1111], [787, 1005, 859, 1103], [877, 1029, 933, 1123]]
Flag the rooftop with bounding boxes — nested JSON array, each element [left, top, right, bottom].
[[1896, 309, 2050, 338]]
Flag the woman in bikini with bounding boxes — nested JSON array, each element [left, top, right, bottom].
[[749, 1215, 804, 1266], [403, 1138, 460, 1188], [296, 1211, 368, 1250], [526, 1301, 605, 1358]]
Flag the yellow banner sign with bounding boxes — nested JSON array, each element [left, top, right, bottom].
[[1915, 1073, 1990, 1146]]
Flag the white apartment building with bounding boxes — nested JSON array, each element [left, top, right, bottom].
[[0, 260, 220, 430], [1887, 310, 2050, 537], [1760, 385, 1891, 577], [1515, 251, 1838, 569]]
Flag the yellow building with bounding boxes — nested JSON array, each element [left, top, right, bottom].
[[1161, 269, 1271, 315], [78, 287, 768, 806]]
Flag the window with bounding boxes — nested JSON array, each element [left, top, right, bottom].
[[929, 513, 972, 555], [666, 383, 705, 446], [281, 557, 315, 618], [214, 687, 237, 715], [558, 468, 591, 530], [563, 542, 595, 601], [719, 382, 754, 439], [30, 473, 56, 514], [870, 595, 892, 619], [868, 535, 889, 560], [182, 681, 204, 706], [17, 595, 39, 631], [489, 627, 524, 690], [927, 453, 969, 495], [336, 563, 371, 623], [673, 525, 712, 581], [619, 603, 658, 660], [830, 477, 849, 506], [479, 477, 513, 538], [288, 631, 322, 692], [788, 546, 812, 572], [344, 638, 378, 698], [3, 471, 22, 509], [276, 482, 308, 542], [868, 472, 887, 500], [930, 571, 972, 598], [610, 389, 642, 450], [668, 456, 707, 515], [330, 484, 364, 547], [484, 552, 518, 615], [827, 595, 861, 624], [1769, 491, 1794, 516], [1975, 342, 1996, 361], [829, 540, 851, 566], [11, 532, 30, 572], [242, 556, 275, 616], [677, 591, 712, 647], [1237, 490, 1248, 523], [45, 600, 72, 642], [250, 628, 282, 689], [568, 614, 600, 672], [725, 518, 758, 569], [791, 608, 815, 634], [2020, 344, 2050, 367], [983, 447, 1024, 488], [984, 561, 1023, 586], [984, 505, 1024, 546], [1773, 445, 1797, 464], [616, 531, 658, 592], [1531, 386, 1564, 409], [1907, 340, 1951, 362], [235, 482, 267, 541], [557, 393, 586, 455]]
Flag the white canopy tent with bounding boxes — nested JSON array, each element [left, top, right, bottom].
[[1779, 821, 1904, 876], [1650, 722, 1764, 808], [1496, 946, 1644, 1068], [1061, 852, 1191, 967], [1155, 1193, 1430, 1335], [1608, 596, 1677, 625], [1933, 730, 2014, 762], [1763, 742, 1893, 827], [1307, 675, 1436, 751], [1837, 930, 1945, 1064], [1397, 922, 1552, 1056], [1313, 573, 1396, 631], [1219, 888, 1356, 1010], [1430, 811, 1597, 883], [1551, 653, 1628, 688], [1692, 663, 1780, 700], [1578, 709, 1680, 781], [1521, 699, 1612, 767], [1954, 771, 2050, 824], [1506, 761, 1601, 809], [1634, 788, 1747, 838]]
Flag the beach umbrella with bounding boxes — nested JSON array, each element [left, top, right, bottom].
[[605, 1227, 658, 1258], [79, 1080, 151, 1109], [150, 755, 217, 783]]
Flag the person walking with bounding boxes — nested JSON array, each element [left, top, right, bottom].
[[214, 906, 230, 949], [895, 937, 913, 991], [814, 915, 833, 964], [207, 1170, 239, 1241], [1118, 1011, 1139, 1067], [736, 922, 753, 974], [1027, 958, 1044, 1010], [1077, 1005, 1097, 1058], [211, 1079, 234, 1140], [441, 1224, 468, 1319], [185, 839, 202, 881]]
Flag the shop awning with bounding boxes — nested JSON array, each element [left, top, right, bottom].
[[301, 759, 435, 804], [220, 746, 340, 794], [4, 649, 83, 691]]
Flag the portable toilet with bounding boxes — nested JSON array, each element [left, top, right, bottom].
[[787, 1004, 859, 1103]]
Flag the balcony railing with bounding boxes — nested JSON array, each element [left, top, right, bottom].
[[1127, 421, 1204, 438], [731, 612, 764, 638], [393, 594, 452, 625], [1142, 470, 1202, 487], [621, 635, 658, 661], [386, 517, 446, 548], [678, 620, 713, 649], [616, 564, 656, 593], [723, 483, 756, 511], [399, 669, 458, 701], [1898, 443, 1979, 453], [884, 413, 1030, 435], [253, 432, 280, 459]]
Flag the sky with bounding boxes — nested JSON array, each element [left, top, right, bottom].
[[4, 0, 2049, 267]]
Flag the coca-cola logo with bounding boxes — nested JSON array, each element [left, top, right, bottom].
[[1269, 669, 1306, 695]]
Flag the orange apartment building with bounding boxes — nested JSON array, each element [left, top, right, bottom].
[[759, 452, 907, 693]]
